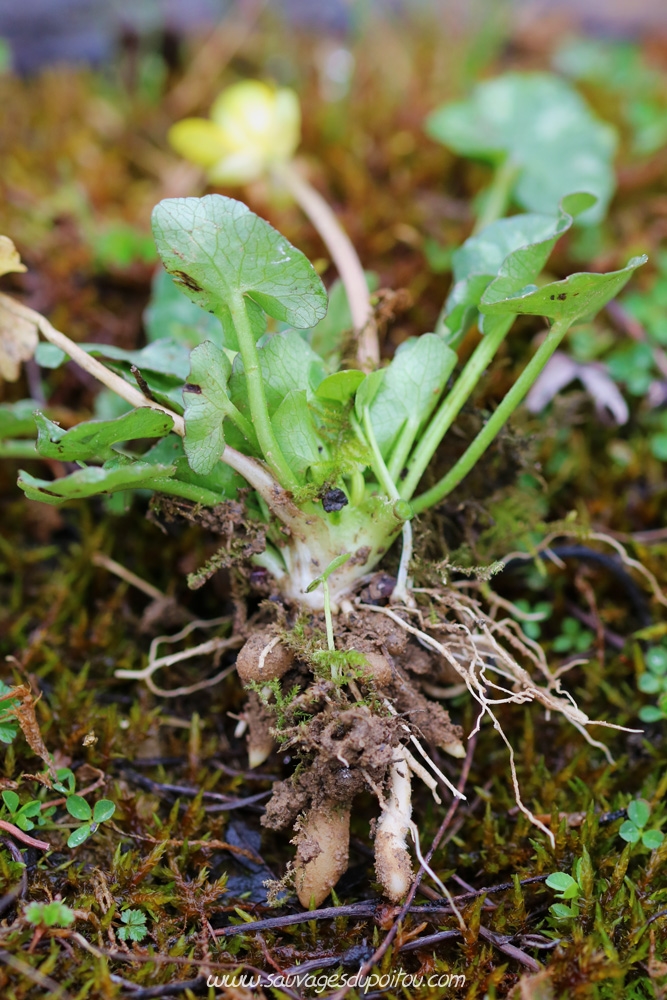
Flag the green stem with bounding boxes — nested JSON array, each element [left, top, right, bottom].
[[323, 580, 335, 655], [361, 407, 399, 501], [227, 294, 298, 490], [401, 317, 513, 500], [223, 401, 260, 452], [0, 441, 38, 458], [386, 418, 417, 485], [154, 479, 224, 506], [473, 157, 520, 234], [411, 318, 571, 514]]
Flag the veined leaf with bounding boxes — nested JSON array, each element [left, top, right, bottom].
[[145, 269, 222, 347], [481, 255, 648, 324], [229, 330, 325, 416], [152, 195, 328, 347], [426, 72, 616, 222], [34, 408, 174, 461], [183, 342, 233, 475], [315, 369, 365, 404], [271, 390, 323, 482], [366, 335, 457, 457], [18, 461, 177, 505]]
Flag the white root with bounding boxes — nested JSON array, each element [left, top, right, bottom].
[[293, 805, 351, 908], [374, 746, 414, 902]]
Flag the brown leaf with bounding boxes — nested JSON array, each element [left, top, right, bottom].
[[0, 236, 27, 277], [0, 293, 39, 382], [12, 684, 57, 779]]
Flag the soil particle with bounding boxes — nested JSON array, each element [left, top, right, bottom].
[[236, 629, 294, 684]]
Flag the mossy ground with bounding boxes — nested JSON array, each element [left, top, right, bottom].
[[1, 9, 667, 998]]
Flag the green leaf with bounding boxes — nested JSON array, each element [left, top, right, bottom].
[[25, 901, 75, 927], [34, 409, 174, 462], [627, 799, 651, 829], [67, 825, 92, 848], [426, 72, 616, 222], [306, 553, 352, 592], [0, 399, 41, 438], [639, 673, 663, 694], [619, 820, 641, 844], [182, 342, 233, 475], [545, 871, 579, 894], [229, 330, 325, 417], [18, 460, 177, 506], [481, 255, 648, 326], [66, 795, 92, 821], [642, 829, 664, 850], [141, 434, 243, 500], [2, 790, 19, 813], [271, 390, 322, 482], [442, 196, 591, 346], [36, 339, 192, 380], [152, 196, 328, 346], [550, 903, 577, 920], [365, 334, 457, 457], [315, 369, 366, 404], [308, 273, 378, 365], [0, 722, 18, 743], [145, 269, 223, 347], [646, 647, 667, 675], [92, 799, 116, 824], [118, 908, 148, 942], [639, 705, 666, 723]]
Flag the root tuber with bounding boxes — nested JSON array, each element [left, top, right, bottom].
[[236, 631, 294, 685], [374, 746, 414, 902], [293, 804, 351, 908]]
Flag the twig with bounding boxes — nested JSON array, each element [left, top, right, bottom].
[[0, 819, 49, 851], [92, 552, 165, 601], [0, 838, 28, 916]]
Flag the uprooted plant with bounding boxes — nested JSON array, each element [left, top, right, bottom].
[[0, 75, 652, 908]]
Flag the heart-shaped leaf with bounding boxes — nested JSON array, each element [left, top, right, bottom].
[[152, 196, 328, 347], [442, 193, 594, 346], [627, 799, 651, 829], [426, 72, 616, 222]]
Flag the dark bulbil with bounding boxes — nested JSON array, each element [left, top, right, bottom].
[[321, 487, 348, 513]]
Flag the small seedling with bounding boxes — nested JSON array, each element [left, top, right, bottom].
[[638, 646, 667, 722], [1, 790, 46, 833], [66, 796, 116, 848], [552, 616, 594, 654], [513, 599, 553, 640], [619, 799, 664, 849], [546, 869, 582, 920], [25, 900, 75, 928], [306, 553, 351, 664], [117, 908, 148, 943]]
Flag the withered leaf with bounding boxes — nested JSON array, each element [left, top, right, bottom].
[[0, 292, 39, 382], [0, 236, 27, 277]]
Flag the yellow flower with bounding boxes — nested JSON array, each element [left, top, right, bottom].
[[169, 80, 301, 185]]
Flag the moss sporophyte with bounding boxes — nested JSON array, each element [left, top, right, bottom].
[[0, 75, 649, 907]]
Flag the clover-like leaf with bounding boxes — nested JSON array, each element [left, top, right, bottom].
[[2, 790, 19, 814], [619, 820, 641, 844], [92, 800, 116, 824], [545, 871, 579, 895], [642, 829, 664, 850], [646, 647, 667, 675], [627, 799, 651, 829], [182, 342, 235, 475], [481, 255, 648, 326], [152, 196, 328, 348], [34, 409, 173, 462], [639, 705, 666, 723], [18, 461, 177, 506], [66, 795, 92, 822], [426, 72, 616, 222], [365, 334, 457, 457]]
